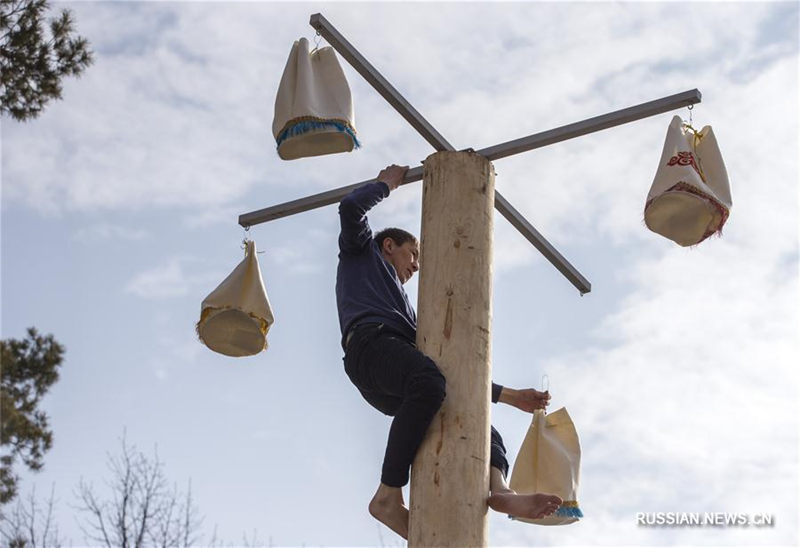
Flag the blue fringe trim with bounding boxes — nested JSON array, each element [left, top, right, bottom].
[[276, 119, 361, 150], [554, 505, 583, 518], [507, 505, 583, 520]]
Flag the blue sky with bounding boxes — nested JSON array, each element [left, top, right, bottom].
[[1, 1, 798, 546]]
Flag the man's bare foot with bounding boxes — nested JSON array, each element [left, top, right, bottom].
[[368, 484, 409, 540], [487, 491, 563, 520]]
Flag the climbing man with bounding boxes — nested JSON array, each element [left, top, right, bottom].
[[336, 163, 563, 539]]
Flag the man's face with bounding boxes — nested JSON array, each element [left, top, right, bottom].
[[381, 238, 420, 285]]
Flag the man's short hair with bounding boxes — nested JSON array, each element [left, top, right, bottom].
[[374, 227, 417, 250]]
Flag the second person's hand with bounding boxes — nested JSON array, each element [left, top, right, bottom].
[[514, 388, 551, 413], [499, 387, 551, 413]]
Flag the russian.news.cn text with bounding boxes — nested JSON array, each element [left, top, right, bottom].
[[636, 512, 775, 527]]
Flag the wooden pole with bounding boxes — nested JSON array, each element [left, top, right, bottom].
[[409, 151, 495, 547]]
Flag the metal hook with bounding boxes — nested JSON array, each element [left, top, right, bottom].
[[311, 30, 322, 55], [541, 374, 550, 414], [242, 225, 251, 250]]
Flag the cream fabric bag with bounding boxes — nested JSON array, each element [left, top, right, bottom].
[[197, 241, 274, 357], [644, 115, 732, 247], [272, 37, 360, 160], [509, 408, 583, 525]]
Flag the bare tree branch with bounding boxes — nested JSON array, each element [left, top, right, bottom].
[[40, 484, 55, 548], [26, 485, 37, 547], [0, 482, 63, 547], [0, 494, 27, 546], [74, 477, 113, 548], [74, 431, 203, 548], [181, 480, 203, 547]]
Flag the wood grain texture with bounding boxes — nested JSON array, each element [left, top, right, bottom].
[[409, 151, 495, 547]]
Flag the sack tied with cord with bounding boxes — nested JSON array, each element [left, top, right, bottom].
[[272, 36, 361, 160], [197, 240, 274, 357], [644, 115, 732, 247], [509, 407, 584, 526]]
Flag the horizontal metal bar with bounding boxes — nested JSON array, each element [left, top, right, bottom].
[[494, 191, 591, 295], [249, 14, 695, 294], [240, 181, 592, 294], [478, 89, 702, 161], [239, 90, 700, 228], [238, 167, 424, 226], [306, 12, 600, 295], [310, 13, 455, 152], [238, 183, 591, 294]]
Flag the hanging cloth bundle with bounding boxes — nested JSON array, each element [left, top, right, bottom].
[[644, 115, 732, 247], [509, 408, 583, 526], [272, 36, 361, 160], [197, 240, 274, 357]]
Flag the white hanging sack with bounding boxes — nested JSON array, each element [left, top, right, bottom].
[[197, 241, 274, 357], [272, 36, 360, 160], [509, 408, 583, 525], [644, 115, 732, 246]]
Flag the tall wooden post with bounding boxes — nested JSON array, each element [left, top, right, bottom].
[[409, 151, 496, 547]]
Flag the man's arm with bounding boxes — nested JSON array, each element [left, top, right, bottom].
[[338, 182, 389, 254], [497, 386, 551, 413], [338, 164, 408, 254]]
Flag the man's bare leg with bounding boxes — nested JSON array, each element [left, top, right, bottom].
[[368, 483, 409, 540], [487, 467, 563, 519]]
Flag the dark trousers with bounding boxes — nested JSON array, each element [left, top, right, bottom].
[[343, 323, 509, 487]]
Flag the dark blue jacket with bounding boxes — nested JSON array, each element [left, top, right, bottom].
[[336, 181, 417, 345], [335, 181, 503, 403]]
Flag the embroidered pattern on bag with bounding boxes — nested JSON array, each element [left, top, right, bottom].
[[667, 151, 702, 177]]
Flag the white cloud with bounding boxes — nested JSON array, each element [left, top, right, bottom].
[[2, 2, 796, 546], [125, 258, 191, 298], [147, 329, 208, 382], [180, 204, 243, 229], [73, 223, 150, 243], [267, 227, 337, 275], [269, 245, 321, 274], [485, 4, 798, 545], [511, 242, 800, 544], [125, 257, 222, 299], [489, 54, 798, 547], [493, 218, 537, 274], [2, 3, 278, 214]]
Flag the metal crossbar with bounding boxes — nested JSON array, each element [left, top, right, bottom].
[[494, 193, 592, 295], [240, 13, 701, 295], [309, 13, 456, 152]]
